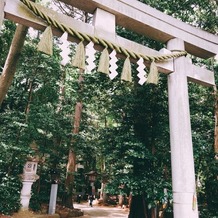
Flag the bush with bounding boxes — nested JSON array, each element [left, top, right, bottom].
[[29, 192, 42, 212], [0, 175, 21, 215]]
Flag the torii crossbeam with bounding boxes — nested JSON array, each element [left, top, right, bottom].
[[1, 0, 218, 217]]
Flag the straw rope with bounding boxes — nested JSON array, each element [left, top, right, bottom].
[[20, 0, 187, 62]]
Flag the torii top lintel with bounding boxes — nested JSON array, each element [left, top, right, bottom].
[[59, 0, 218, 59]]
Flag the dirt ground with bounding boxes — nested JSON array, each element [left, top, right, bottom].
[[0, 200, 129, 218], [74, 200, 129, 218], [0, 210, 59, 218]]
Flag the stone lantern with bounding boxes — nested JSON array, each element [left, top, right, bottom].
[[20, 159, 39, 210], [86, 171, 98, 196]]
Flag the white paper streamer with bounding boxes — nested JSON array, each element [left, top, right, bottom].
[[86, 41, 96, 72], [59, 32, 71, 66], [137, 57, 147, 85], [109, 50, 118, 80]]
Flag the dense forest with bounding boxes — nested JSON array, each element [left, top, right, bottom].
[[0, 0, 217, 217]]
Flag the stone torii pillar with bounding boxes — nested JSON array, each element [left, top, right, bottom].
[[167, 38, 198, 218], [0, 0, 5, 29]]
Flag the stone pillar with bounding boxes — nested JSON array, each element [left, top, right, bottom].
[[48, 184, 58, 214], [0, 0, 5, 30], [167, 38, 198, 218], [93, 8, 116, 42], [20, 161, 39, 210]]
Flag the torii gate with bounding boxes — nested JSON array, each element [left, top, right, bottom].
[[1, 0, 218, 217]]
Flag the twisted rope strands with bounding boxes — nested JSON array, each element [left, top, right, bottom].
[[20, 0, 96, 42], [20, 0, 187, 62]]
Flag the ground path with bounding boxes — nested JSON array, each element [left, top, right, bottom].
[[0, 201, 129, 218], [74, 201, 129, 218]]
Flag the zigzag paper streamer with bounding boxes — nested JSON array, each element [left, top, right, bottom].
[[86, 41, 96, 72], [137, 57, 147, 85], [59, 32, 71, 66], [109, 50, 118, 80]]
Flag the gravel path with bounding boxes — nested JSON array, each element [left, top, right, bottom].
[[74, 202, 129, 218]]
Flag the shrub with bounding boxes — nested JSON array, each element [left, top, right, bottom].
[[0, 175, 21, 215]]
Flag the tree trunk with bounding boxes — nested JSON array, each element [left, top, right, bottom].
[[25, 79, 34, 120], [0, 24, 28, 106], [118, 195, 124, 207], [128, 194, 148, 218], [65, 149, 76, 208], [99, 154, 106, 202], [151, 207, 158, 218], [102, 191, 108, 203], [64, 69, 84, 208], [63, 10, 88, 207]]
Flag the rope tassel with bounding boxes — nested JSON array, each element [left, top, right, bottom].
[[98, 48, 110, 75], [21, 0, 188, 83], [121, 57, 132, 82], [72, 41, 86, 70], [37, 26, 53, 55], [147, 61, 159, 84]]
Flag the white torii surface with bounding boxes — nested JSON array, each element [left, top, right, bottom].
[[2, 0, 215, 86], [168, 38, 199, 218], [0, 0, 5, 29], [59, 0, 218, 59], [1, 0, 217, 217]]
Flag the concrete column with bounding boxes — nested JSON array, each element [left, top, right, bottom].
[[48, 184, 58, 214], [167, 38, 198, 218]]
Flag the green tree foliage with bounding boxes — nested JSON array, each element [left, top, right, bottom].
[[139, 0, 217, 34], [0, 22, 73, 213]]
